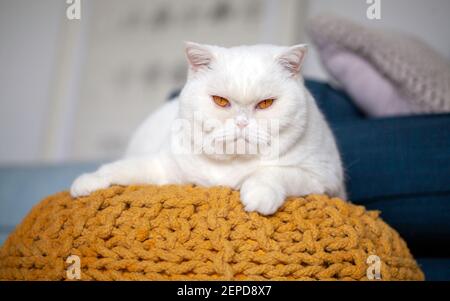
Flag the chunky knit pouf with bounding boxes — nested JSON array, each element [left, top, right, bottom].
[[0, 185, 424, 280]]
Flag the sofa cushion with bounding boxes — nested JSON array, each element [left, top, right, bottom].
[[333, 114, 450, 256], [417, 258, 450, 281]]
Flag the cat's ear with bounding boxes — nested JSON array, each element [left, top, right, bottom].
[[184, 41, 214, 71], [277, 44, 308, 76]]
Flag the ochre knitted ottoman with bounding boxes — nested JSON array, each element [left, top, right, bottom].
[[0, 185, 424, 280]]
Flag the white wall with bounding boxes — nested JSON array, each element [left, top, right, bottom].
[[0, 0, 63, 164], [302, 0, 450, 80]]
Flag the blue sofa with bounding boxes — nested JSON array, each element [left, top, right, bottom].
[[1, 80, 449, 280]]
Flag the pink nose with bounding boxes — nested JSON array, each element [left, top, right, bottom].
[[236, 121, 248, 129]]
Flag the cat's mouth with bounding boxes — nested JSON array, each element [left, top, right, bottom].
[[230, 137, 250, 145], [214, 130, 271, 146]]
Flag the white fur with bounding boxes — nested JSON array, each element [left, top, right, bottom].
[[71, 43, 346, 215]]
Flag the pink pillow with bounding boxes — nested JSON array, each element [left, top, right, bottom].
[[321, 49, 421, 117], [308, 15, 450, 117]]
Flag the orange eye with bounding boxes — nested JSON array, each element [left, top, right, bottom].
[[212, 95, 230, 108], [256, 99, 274, 110]]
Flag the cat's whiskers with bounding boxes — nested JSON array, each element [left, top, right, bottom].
[[245, 131, 270, 147], [211, 127, 236, 143]]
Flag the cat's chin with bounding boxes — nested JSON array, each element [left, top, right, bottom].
[[203, 153, 258, 162]]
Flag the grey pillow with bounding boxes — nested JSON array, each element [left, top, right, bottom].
[[307, 15, 450, 114]]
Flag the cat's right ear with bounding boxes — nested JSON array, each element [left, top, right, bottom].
[[184, 41, 214, 72], [277, 44, 308, 77]]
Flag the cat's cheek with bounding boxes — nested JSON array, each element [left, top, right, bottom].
[[239, 181, 285, 215]]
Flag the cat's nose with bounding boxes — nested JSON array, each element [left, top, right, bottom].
[[236, 120, 248, 129]]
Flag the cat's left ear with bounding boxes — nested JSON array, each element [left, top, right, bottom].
[[277, 44, 308, 76], [185, 41, 214, 72]]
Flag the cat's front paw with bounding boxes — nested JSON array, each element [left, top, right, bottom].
[[240, 180, 285, 215], [70, 172, 111, 198]]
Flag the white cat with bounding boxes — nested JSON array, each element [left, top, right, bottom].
[[70, 42, 346, 215]]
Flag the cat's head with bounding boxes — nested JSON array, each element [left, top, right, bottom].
[[177, 42, 309, 160]]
